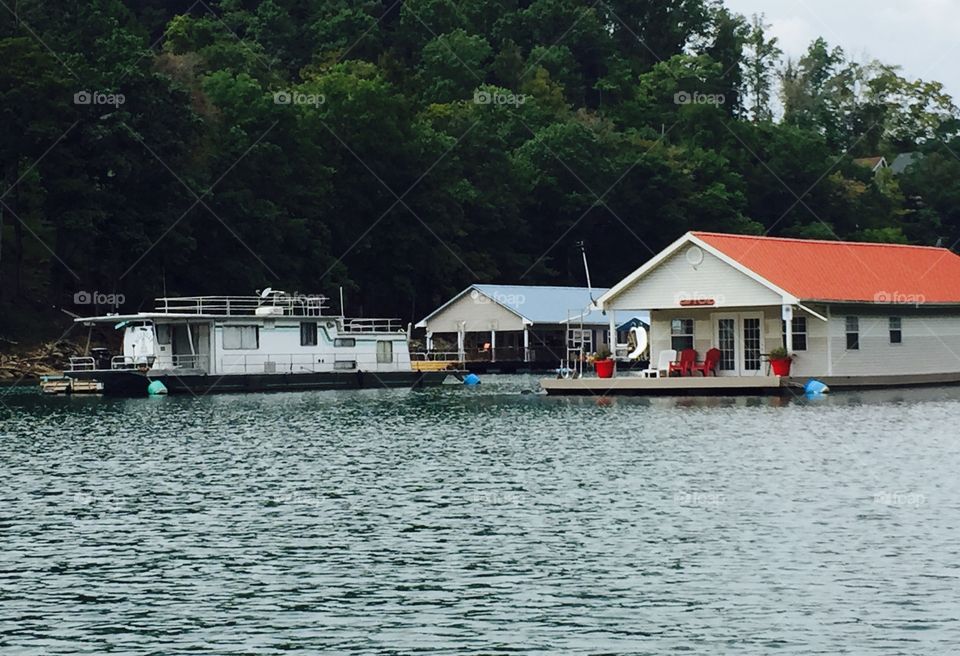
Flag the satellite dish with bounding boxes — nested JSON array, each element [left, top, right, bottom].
[[685, 246, 704, 267], [628, 326, 648, 360], [260, 287, 274, 299]]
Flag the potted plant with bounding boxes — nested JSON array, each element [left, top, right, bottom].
[[768, 346, 793, 377], [593, 346, 615, 379]]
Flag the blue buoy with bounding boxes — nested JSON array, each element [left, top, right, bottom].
[[804, 379, 829, 397], [463, 373, 481, 386], [147, 380, 168, 396]]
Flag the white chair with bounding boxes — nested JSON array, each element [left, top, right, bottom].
[[642, 349, 676, 378]]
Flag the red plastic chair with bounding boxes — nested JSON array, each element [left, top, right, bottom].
[[669, 349, 698, 377], [693, 348, 721, 377]]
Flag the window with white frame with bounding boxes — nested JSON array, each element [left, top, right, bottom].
[[845, 317, 859, 350], [889, 317, 902, 344], [671, 318, 695, 351], [223, 325, 259, 350], [782, 317, 807, 351]]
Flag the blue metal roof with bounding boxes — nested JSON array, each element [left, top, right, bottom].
[[472, 284, 605, 324]]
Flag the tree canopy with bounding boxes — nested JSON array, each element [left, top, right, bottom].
[[1, 1, 959, 337]]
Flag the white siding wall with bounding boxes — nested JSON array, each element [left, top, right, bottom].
[[610, 248, 784, 311], [213, 320, 411, 375], [423, 292, 526, 333], [827, 312, 960, 376]]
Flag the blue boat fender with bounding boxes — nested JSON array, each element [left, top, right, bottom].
[[147, 380, 168, 396], [804, 379, 829, 396], [463, 373, 481, 386]]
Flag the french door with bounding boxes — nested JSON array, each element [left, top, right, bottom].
[[712, 312, 765, 376]]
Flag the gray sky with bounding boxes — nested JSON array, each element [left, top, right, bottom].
[[723, 0, 960, 99]]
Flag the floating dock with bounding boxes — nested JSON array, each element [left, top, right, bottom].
[[540, 371, 960, 396], [540, 376, 788, 396]]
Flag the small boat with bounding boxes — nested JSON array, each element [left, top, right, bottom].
[[61, 290, 451, 396]]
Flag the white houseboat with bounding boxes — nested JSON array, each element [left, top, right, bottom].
[[64, 291, 450, 395]]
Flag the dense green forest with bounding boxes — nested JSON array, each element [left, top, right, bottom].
[[2, 0, 960, 340]]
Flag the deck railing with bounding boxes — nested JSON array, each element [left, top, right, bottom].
[[155, 293, 330, 317], [341, 318, 404, 333], [412, 347, 538, 363], [67, 356, 96, 371]]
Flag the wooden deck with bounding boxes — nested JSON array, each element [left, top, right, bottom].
[[541, 371, 960, 396], [541, 375, 787, 396]]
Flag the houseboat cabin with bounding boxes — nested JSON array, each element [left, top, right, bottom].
[[66, 291, 447, 395]]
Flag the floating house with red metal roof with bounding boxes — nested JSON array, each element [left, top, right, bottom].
[[542, 231, 960, 395]]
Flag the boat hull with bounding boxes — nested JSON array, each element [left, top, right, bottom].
[[66, 369, 450, 396]]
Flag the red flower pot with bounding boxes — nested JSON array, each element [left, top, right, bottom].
[[770, 358, 792, 377], [595, 359, 615, 379]]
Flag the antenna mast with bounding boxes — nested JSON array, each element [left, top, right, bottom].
[[578, 241, 594, 304]]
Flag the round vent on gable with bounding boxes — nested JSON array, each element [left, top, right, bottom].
[[685, 245, 704, 267]]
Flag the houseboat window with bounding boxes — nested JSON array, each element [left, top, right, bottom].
[[889, 317, 902, 344], [155, 324, 171, 345], [334, 338, 356, 347], [334, 360, 356, 370], [223, 325, 259, 350], [845, 317, 859, 350], [781, 317, 807, 351], [377, 340, 394, 363], [671, 318, 695, 351], [300, 322, 318, 346]]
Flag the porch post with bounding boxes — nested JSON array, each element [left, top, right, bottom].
[[783, 304, 794, 354], [426, 331, 433, 353], [457, 323, 465, 362], [490, 329, 497, 362], [608, 313, 617, 357], [523, 325, 530, 362]]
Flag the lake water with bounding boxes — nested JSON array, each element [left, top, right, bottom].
[[2, 375, 960, 654]]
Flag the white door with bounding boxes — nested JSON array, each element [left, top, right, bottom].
[[713, 313, 739, 376], [713, 312, 765, 376], [740, 313, 764, 375]]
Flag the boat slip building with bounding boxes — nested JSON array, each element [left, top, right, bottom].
[[588, 231, 960, 389]]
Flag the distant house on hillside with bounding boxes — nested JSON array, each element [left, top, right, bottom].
[[891, 152, 923, 176], [853, 156, 889, 173]]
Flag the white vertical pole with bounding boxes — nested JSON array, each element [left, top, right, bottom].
[[826, 306, 833, 376], [490, 329, 496, 362], [785, 313, 794, 354], [426, 331, 433, 352], [608, 313, 617, 356], [457, 326, 465, 362], [523, 326, 530, 362]]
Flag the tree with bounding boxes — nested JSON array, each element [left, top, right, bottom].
[[743, 13, 781, 122]]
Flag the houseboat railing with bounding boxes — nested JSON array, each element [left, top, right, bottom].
[[412, 347, 539, 363], [216, 353, 341, 374], [341, 318, 404, 333], [155, 293, 330, 317], [411, 351, 463, 362], [68, 356, 96, 371]]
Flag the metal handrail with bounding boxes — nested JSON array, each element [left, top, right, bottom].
[[341, 318, 404, 333], [217, 353, 331, 374], [68, 356, 96, 371], [155, 293, 330, 317]]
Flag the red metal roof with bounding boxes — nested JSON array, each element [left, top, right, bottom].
[[692, 232, 960, 304]]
